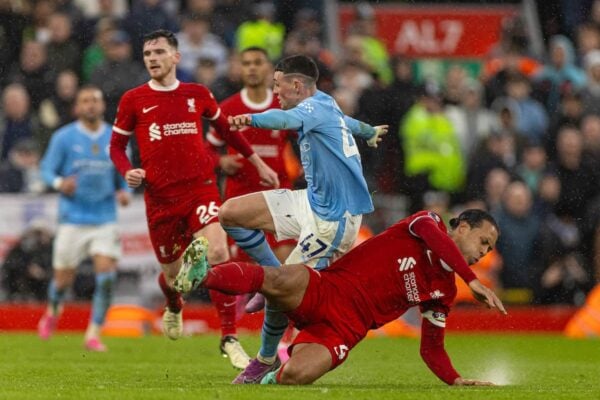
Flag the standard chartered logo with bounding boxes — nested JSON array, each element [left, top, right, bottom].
[[149, 122, 162, 141]]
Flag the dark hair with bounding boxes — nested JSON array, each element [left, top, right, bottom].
[[240, 46, 269, 59], [274, 55, 319, 83], [449, 209, 500, 234], [143, 29, 178, 49]]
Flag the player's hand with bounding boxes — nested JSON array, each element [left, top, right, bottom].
[[453, 377, 495, 386], [125, 168, 146, 188], [116, 190, 131, 206], [366, 125, 389, 148], [247, 153, 280, 188], [228, 114, 252, 131], [219, 154, 244, 175], [59, 176, 77, 196], [468, 279, 507, 315]]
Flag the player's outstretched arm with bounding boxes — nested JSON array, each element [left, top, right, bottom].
[[246, 109, 304, 131], [247, 153, 280, 188], [342, 115, 389, 148], [228, 114, 253, 131], [468, 279, 507, 315]]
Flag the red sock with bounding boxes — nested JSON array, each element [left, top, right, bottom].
[[203, 261, 265, 294], [158, 272, 183, 312], [209, 289, 237, 337]]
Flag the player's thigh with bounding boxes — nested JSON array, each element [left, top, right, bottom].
[[263, 264, 309, 311], [219, 191, 275, 231], [286, 211, 362, 269], [280, 342, 332, 385], [88, 224, 120, 273], [261, 189, 306, 241], [53, 224, 90, 269], [194, 221, 229, 264]]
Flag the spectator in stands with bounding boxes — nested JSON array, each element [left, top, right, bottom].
[[22, 0, 56, 43], [493, 180, 541, 299], [0, 2, 27, 82], [1, 219, 53, 302], [546, 89, 585, 161], [176, 13, 228, 78], [549, 125, 600, 222], [194, 57, 218, 87], [80, 18, 119, 83], [0, 139, 44, 194], [442, 65, 468, 106], [5, 40, 54, 111], [0, 83, 40, 161], [89, 30, 146, 121], [501, 73, 549, 145], [46, 12, 81, 75], [124, 0, 178, 61], [235, 2, 285, 61], [445, 79, 498, 161], [580, 50, 600, 116], [283, 31, 334, 92], [534, 35, 587, 114], [535, 205, 591, 305], [400, 81, 465, 211], [210, 52, 242, 102], [346, 2, 392, 85], [581, 114, 600, 171], [39, 69, 79, 131], [185, 0, 245, 48], [515, 140, 549, 199], [575, 22, 600, 65]]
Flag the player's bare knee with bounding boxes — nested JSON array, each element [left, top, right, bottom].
[[217, 199, 237, 226], [278, 363, 316, 385], [207, 244, 228, 265]]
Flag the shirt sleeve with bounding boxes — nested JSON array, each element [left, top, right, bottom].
[[110, 131, 132, 177], [419, 303, 460, 385], [410, 215, 478, 283], [112, 91, 136, 135], [251, 108, 304, 131], [343, 115, 376, 140], [40, 132, 65, 187]]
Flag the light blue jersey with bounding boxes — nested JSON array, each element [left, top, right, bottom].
[[252, 90, 376, 221], [41, 121, 128, 225]]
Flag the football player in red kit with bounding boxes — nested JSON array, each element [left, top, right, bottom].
[[180, 209, 506, 385], [109, 29, 279, 369], [207, 47, 297, 265]]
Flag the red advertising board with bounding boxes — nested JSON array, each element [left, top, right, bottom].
[[339, 4, 518, 58]]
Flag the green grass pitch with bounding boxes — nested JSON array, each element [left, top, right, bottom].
[[0, 333, 598, 400]]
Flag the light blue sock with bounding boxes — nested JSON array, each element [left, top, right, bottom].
[[91, 271, 117, 325], [48, 280, 66, 315], [259, 305, 288, 359], [223, 226, 281, 267]]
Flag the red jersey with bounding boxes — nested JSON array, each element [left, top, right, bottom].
[[288, 211, 474, 384], [110, 80, 253, 198], [208, 88, 295, 198], [323, 211, 460, 329]]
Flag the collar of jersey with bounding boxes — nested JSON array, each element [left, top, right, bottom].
[[241, 88, 273, 110], [148, 79, 180, 92]]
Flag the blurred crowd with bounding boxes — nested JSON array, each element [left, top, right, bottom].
[[1, 0, 600, 306]]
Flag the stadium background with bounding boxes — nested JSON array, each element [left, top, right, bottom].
[[0, 0, 599, 383]]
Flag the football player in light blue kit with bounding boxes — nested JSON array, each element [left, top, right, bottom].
[[214, 55, 387, 382], [37, 85, 131, 352]]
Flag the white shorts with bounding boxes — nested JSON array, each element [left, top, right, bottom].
[[53, 223, 121, 270], [262, 189, 361, 269]]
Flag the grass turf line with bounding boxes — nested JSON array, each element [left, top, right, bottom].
[[0, 333, 598, 400]]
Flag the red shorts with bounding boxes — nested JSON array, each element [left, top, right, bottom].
[[145, 183, 221, 264], [287, 266, 369, 370], [227, 234, 296, 263]]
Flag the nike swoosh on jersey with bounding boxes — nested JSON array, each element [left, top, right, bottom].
[[143, 105, 158, 113]]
